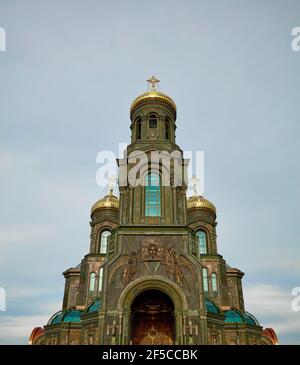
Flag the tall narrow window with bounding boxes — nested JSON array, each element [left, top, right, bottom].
[[212, 273, 218, 292], [165, 121, 170, 139], [148, 113, 157, 128], [202, 267, 208, 292], [99, 230, 111, 254], [136, 118, 141, 140], [196, 230, 207, 254], [145, 172, 161, 217], [89, 273, 96, 292], [98, 268, 103, 292]]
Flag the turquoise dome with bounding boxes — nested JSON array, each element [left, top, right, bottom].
[[49, 311, 64, 325], [62, 310, 82, 323], [49, 309, 82, 324], [205, 299, 220, 314], [243, 312, 259, 325], [87, 299, 102, 313], [224, 310, 245, 323], [224, 309, 260, 325]]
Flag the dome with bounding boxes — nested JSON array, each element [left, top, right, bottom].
[[87, 299, 102, 313], [224, 309, 245, 323], [48, 311, 64, 325], [224, 309, 260, 325], [205, 299, 221, 314], [130, 90, 176, 116], [130, 76, 176, 119], [187, 195, 216, 214], [243, 311, 260, 325], [91, 189, 119, 214], [62, 309, 82, 323], [48, 309, 82, 325]]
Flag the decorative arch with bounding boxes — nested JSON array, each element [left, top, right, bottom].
[[98, 229, 111, 254], [193, 225, 212, 254], [118, 275, 188, 312], [148, 113, 158, 128], [135, 117, 142, 140], [117, 276, 188, 345]]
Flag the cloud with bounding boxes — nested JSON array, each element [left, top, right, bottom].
[[244, 284, 300, 344], [0, 223, 54, 249], [0, 314, 50, 345]]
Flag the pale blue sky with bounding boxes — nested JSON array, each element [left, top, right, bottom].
[[0, 0, 299, 344]]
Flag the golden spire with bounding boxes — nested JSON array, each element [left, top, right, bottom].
[[147, 75, 160, 91]]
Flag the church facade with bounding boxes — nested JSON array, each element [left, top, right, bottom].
[[29, 78, 278, 345]]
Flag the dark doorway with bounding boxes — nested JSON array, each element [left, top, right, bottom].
[[131, 289, 175, 345]]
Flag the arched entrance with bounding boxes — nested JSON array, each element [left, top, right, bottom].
[[131, 289, 175, 345]]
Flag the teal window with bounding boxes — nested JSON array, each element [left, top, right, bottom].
[[100, 230, 111, 254], [196, 230, 207, 254], [145, 172, 161, 217], [202, 267, 208, 292], [89, 272, 96, 292], [98, 267, 103, 292], [212, 272, 218, 292]]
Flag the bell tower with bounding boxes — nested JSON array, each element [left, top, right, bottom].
[[118, 77, 188, 226]]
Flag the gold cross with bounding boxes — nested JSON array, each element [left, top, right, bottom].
[[147, 75, 160, 91]]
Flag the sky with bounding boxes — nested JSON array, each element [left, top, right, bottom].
[[0, 0, 299, 344]]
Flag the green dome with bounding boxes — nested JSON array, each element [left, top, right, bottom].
[[49, 311, 64, 325], [205, 299, 220, 314], [87, 299, 102, 313], [48, 309, 82, 325], [243, 312, 259, 326], [224, 309, 260, 325], [224, 310, 245, 323], [62, 310, 82, 323]]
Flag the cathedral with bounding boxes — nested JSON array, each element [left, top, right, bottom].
[[29, 77, 278, 345]]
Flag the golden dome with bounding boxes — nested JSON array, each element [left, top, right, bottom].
[[91, 190, 119, 214], [187, 195, 216, 214], [130, 91, 177, 116]]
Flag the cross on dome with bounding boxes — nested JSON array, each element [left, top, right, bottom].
[[147, 75, 160, 91]]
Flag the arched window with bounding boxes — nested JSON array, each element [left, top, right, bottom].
[[136, 118, 141, 140], [148, 113, 158, 128], [212, 272, 218, 292], [165, 121, 170, 139], [202, 267, 208, 292], [99, 230, 111, 254], [145, 172, 161, 217], [89, 273, 96, 292], [98, 267, 103, 292], [196, 230, 207, 254]]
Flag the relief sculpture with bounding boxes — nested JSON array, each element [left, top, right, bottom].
[[121, 239, 190, 290]]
